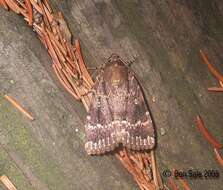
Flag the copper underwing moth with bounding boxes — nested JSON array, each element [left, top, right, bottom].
[[85, 54, 155, 155]]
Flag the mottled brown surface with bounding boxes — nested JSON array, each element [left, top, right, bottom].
[[0, 0, 223, 189], [85, 56, 155, 155]]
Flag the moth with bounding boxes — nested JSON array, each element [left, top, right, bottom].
[[85, 54, 155, 155]]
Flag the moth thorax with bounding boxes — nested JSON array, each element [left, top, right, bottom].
[[103, 64, 128, 87]]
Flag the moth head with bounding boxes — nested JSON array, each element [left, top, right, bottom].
[[103, 54, 128, 87], [107, 53, 121, 63], [106, 54, 134, 67]]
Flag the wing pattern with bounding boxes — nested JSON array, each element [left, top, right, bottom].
[[85, 62, 155, 155]]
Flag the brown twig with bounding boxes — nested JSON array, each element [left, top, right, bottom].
[[55, 23, 67, 47], [38, 0, 51, 29], [75, 39, 94, 87], [4, 95, 34, 121], [116, 149, 157, 190], [156, 164, 164, 188], [129, 154, 143, 170], [0, 175, 17, 190], [207, 87, 223, 92], [0, 0, 9, 10], [43, 0, 52, 13], [214, 148, 223, 167], [168, 177, 179, 190], [116, 150, 135, 174], [33, 23, 43, 35], [199, 49, 223, 83], [52, 64, 80, 100], [16, 0, 26, 9], [46, 28, 67, 57], [195, 115, 222, 149], [42, 2, 53, 24], [4, 0, 25, 14], [177, 176, 191, 190], [151, 150, 159, 188], [42, 25, 62, 68], [137, 152, 144, 170], [29, 0, 43, 14], [24, 0, 33, 25], [65, 42, 73, 60], [57, 11, 72, 42], [219, 81, 223, 88]]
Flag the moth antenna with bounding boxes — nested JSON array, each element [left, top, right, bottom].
[[87, 66, 103, 70], [80, 88, 95, 97], [87, 65, 103, 81], [126, 55, 138, 66]]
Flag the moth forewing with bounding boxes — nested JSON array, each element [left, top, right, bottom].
[[85, 54, 155, 155]]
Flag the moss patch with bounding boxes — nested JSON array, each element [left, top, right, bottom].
[[0, 95, 71, 190]]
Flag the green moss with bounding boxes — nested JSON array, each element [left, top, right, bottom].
[[0, 96, 71, 189], [0, 151, 34, 190]]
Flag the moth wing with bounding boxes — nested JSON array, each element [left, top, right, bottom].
[[85, 70, 155, 155], [85, 79, 118, 155], [122, 71, 155, 150]]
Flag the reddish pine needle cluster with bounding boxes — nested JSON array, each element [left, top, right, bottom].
[[116, 149, 165, 190], [1, 0, 93, 110]]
